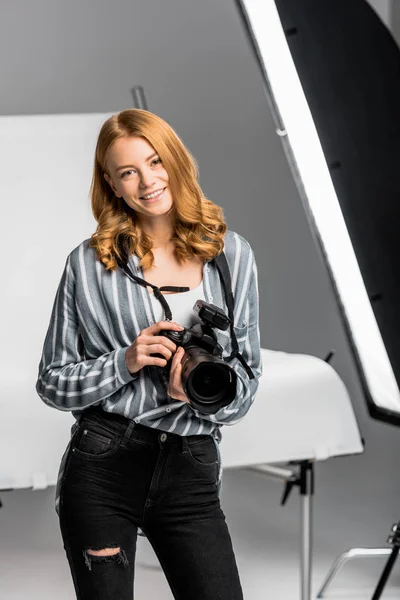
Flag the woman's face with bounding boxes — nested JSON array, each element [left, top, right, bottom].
[[104, 136, 173, 218]]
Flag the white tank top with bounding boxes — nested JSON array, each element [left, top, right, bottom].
[[149, 280, 207, 328]]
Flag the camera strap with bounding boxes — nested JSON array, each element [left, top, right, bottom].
[[115, 236, 189, 320], [115, 260, 187, 321], [115, 240, 255, 380], [213, 252, 255, 380]]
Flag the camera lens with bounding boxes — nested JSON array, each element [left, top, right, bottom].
[[189, 363, 231, 404]]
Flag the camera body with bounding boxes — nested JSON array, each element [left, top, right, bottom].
[[152, 300, 237, 414]]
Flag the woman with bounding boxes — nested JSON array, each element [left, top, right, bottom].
[[36, 108, 262, 600]]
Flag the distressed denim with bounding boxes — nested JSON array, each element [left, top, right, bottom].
[[59, 407, 243, 600]]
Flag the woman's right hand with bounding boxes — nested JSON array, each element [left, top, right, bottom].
[[125, 320, 184, 375]]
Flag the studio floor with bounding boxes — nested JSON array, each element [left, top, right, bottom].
[[1, 458, 400, 600]]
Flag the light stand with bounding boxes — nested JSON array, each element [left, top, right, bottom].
[[234, 1, 400, 597]]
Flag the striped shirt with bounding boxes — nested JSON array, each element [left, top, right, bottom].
[[35, 229, 263, 514]]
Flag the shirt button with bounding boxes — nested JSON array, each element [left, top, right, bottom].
[[166, 407, 171, 413], [160, 433, 167, 442], [209, 296, 213, 301], [134, 419, 139, 424]]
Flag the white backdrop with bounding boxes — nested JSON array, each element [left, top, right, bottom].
[[0, 112, 363, 493], [1, 112, 113, 490]]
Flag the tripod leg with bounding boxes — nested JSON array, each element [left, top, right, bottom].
[[371, 547, 399, 600], [300, 462, 314, 600], [317, 549, 391, 598]]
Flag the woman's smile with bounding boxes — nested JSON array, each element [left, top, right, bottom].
[[139, 187, 166, 203]]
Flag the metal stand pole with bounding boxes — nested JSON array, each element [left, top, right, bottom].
[[300, 463, 314, 600], [247, 460, 315, 600]]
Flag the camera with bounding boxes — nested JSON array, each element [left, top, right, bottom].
[[151, 300, 237, 414]]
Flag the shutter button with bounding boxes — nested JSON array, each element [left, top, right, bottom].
[[160, 433, 167, 442]]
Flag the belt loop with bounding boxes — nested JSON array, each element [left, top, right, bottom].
[[122, 419, 136, 443], [181, 436, 189, 455]]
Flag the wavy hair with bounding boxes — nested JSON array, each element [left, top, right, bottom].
[[88, 108, 227, 271]]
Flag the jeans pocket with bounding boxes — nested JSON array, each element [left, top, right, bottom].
[[72, 425, 122, 459], [186, 436, 219, 468]]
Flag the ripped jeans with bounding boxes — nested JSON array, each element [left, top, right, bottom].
[[58, 407, 243, 600]]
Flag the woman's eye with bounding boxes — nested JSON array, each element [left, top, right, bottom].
[[121, 159, 161, 178], [121, 169, 136, 178]]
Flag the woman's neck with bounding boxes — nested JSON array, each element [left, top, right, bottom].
[[138, 214, 174, 249]]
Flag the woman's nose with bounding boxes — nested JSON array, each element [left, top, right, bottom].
[[139, 169, 156, 188]]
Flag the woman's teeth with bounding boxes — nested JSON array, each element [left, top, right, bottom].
[[141, 188, 165, 200]]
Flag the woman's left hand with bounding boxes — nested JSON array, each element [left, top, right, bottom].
[[168, 347, 190, 404]]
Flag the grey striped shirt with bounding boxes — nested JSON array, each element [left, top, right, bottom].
[[36, 229, 262, 514]]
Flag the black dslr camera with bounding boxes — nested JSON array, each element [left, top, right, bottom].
[[152, 300, 237, 414]]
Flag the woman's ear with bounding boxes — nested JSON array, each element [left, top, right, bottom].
[[103, 172, 112, 188], [104, 172, 119, 197]]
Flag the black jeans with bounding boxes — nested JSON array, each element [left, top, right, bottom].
[[59, 407, 243, 599]]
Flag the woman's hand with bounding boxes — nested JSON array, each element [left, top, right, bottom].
[[125, 320, 183, 375], [167, 347, 190, 404]]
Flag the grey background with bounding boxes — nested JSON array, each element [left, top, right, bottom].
[[1, 0, 399, 597]]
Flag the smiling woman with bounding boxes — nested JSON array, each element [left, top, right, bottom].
[[103, 136, 173, 219], [89, 108, 228, 273], [36, 107, 261, 600]]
